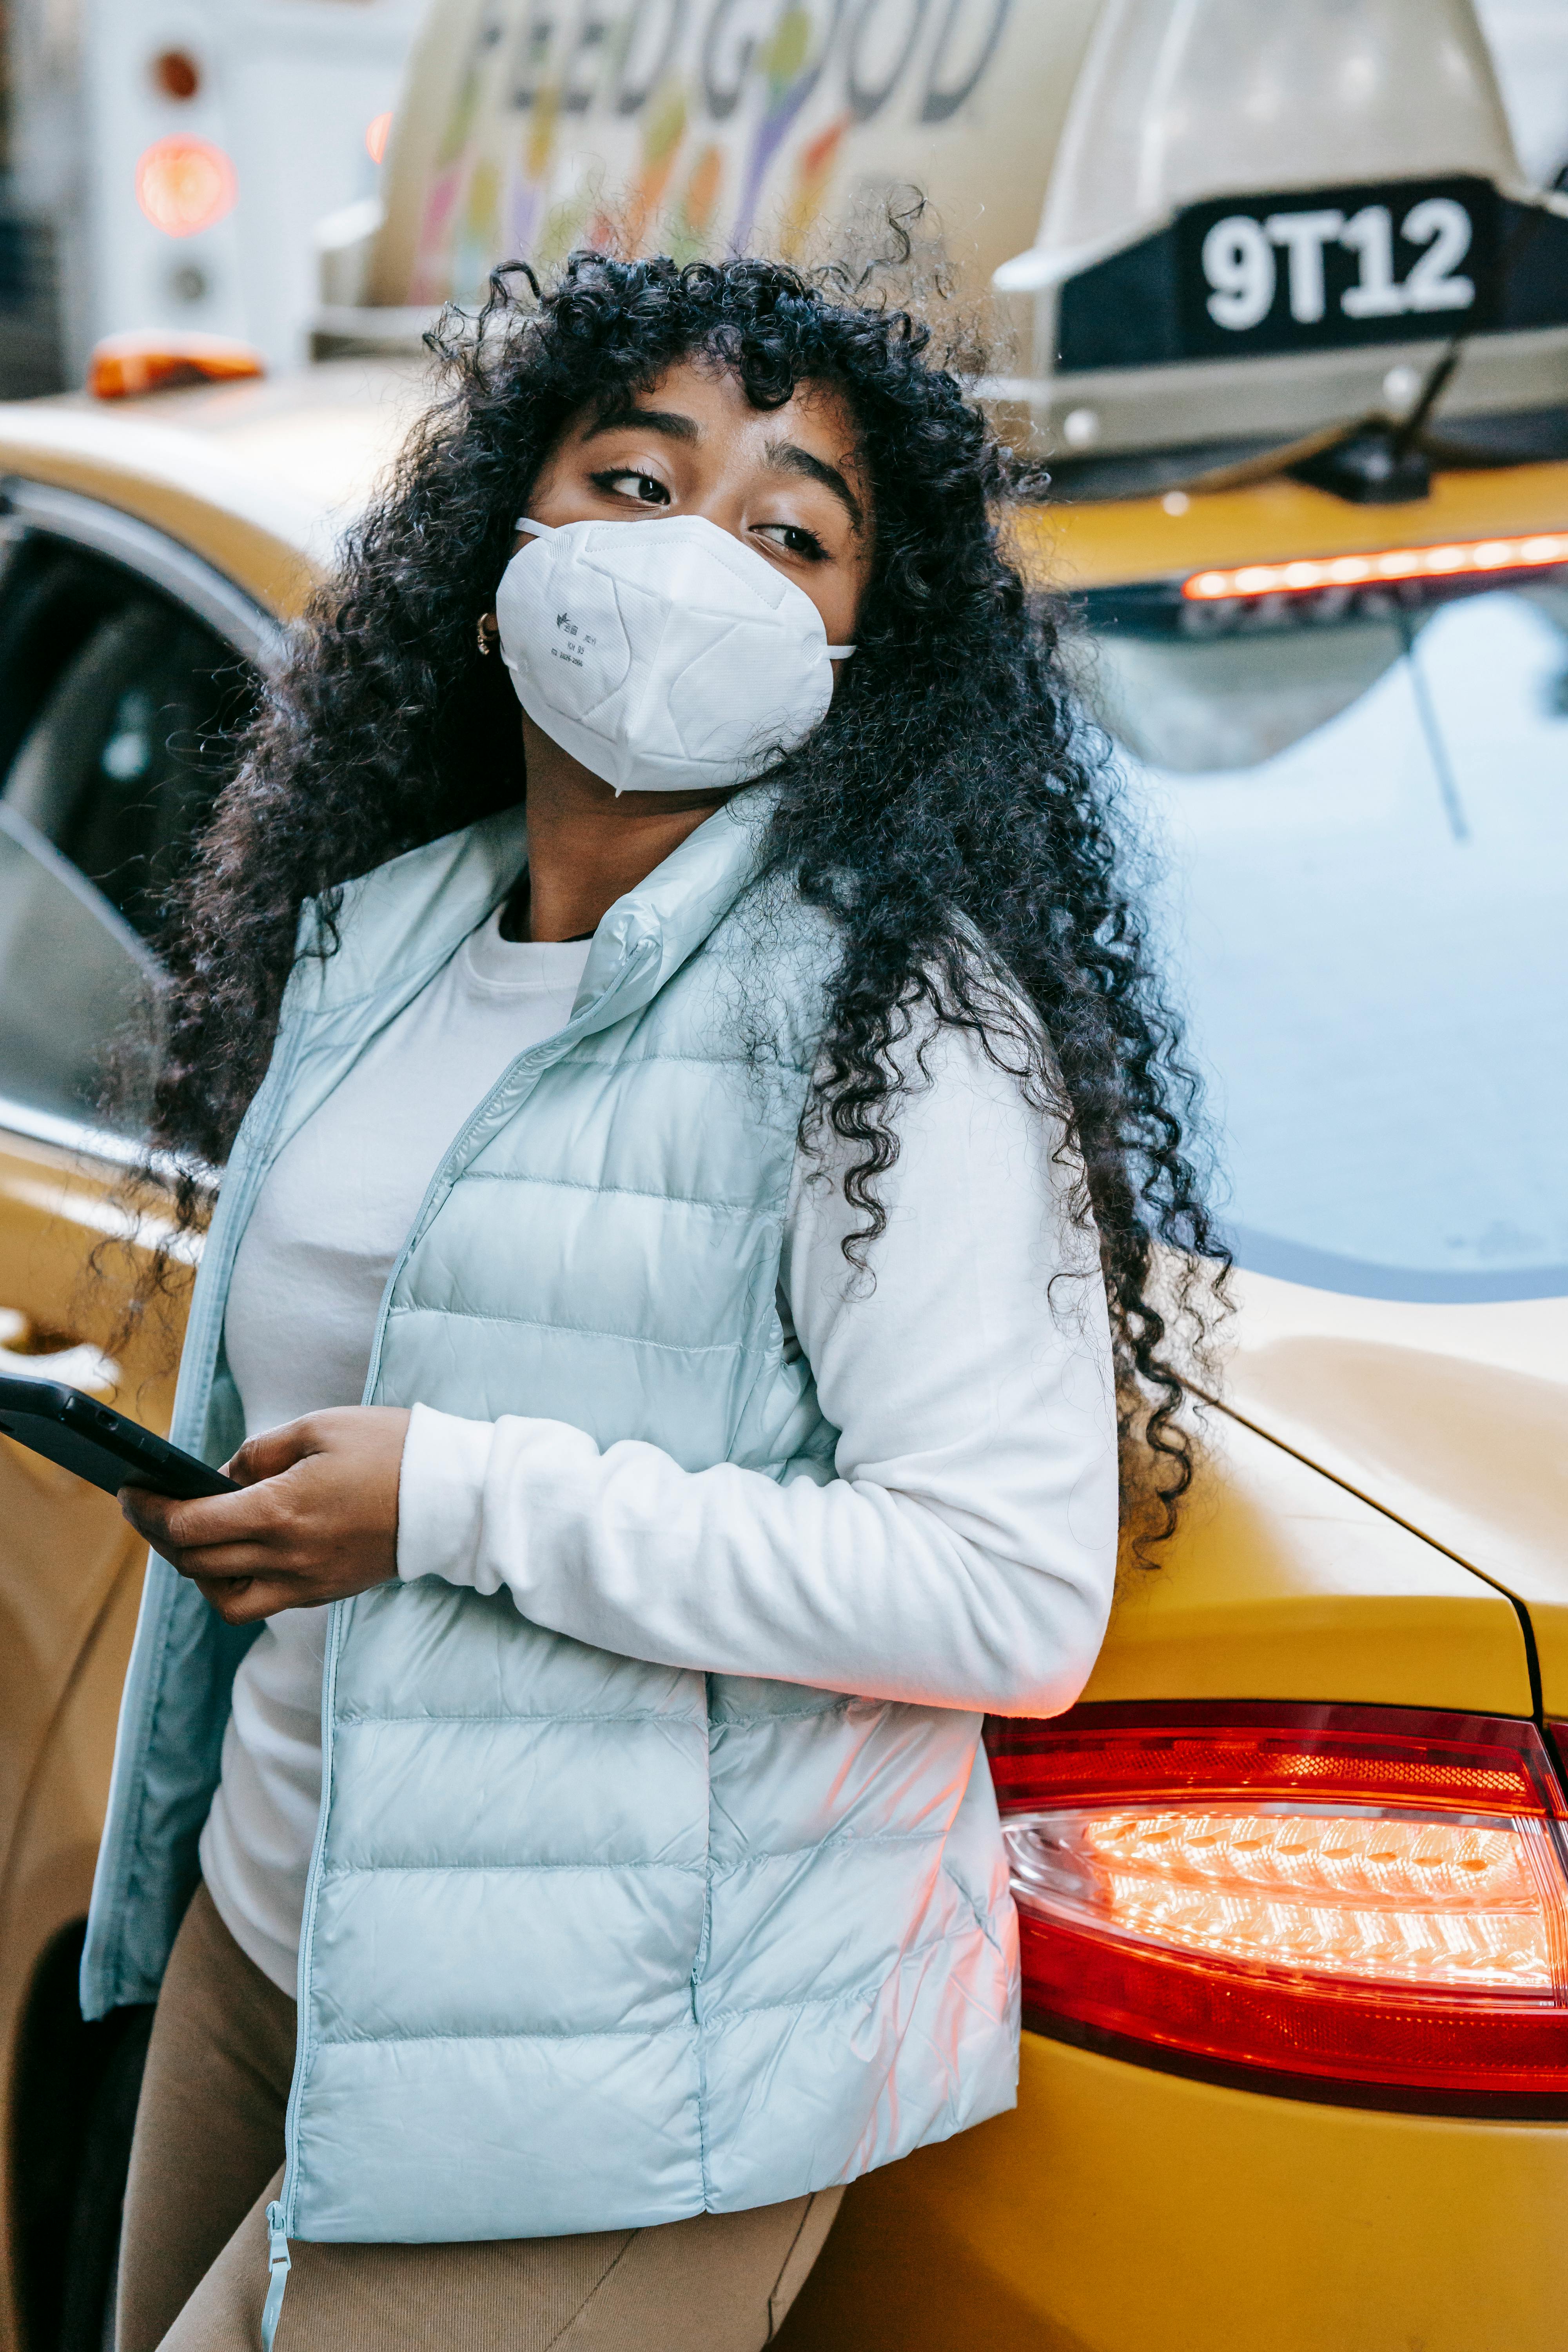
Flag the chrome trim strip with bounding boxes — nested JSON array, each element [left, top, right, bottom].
[[0, 1091, 217, 1194], [0, 1091, 137, 1169], [0, 479, 288, 668]]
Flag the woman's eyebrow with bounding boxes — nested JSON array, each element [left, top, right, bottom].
[[583, 404, 700, 444], [764, 441, 864, 532]]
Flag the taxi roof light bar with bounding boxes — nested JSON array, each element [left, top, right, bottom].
[[986, 1703, 1568, 2113], [88, 332, 265, 402], [1185, 532, 1568, 601]]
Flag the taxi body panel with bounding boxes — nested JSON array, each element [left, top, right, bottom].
[[0, 410, 321, 624], [0, 365, 1563, 2350], [1014, 454, 1568, 590], [1218, 1272, 1568, 1710], [777, 2032, 1568, 2352], [0, 1123, 180, 2352], [0, 1122, 180, 1900], [0, 360, 431, 622], [1077, 1408, 1530, 1716]]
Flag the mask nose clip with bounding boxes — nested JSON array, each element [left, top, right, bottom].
[[514, 516, 852, 654]]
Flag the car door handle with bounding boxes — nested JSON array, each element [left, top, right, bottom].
[[0, 1306, 119, 1397]]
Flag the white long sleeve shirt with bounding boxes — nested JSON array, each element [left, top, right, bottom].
[[399, 1013, 1119, 1713], [203, 909, 1120, 1993]]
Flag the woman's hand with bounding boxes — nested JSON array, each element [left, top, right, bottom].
[[119, 1406, 412, 1626]]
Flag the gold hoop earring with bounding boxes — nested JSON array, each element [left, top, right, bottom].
[[476, 617, 494, 656]]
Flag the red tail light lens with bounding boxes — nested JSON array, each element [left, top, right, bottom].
[[986, 1704, 1568, 2112]]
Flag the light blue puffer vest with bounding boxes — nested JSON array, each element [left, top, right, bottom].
[[82, 791, 1018, 2250]]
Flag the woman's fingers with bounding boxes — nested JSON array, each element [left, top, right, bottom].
[[118, 1479, 286, 1556], [225, 1415, 328, 1487], [222, 1405, 408, 1487], [192, 1572, 303, 1626], [163, 1541, 294, 1581], [119, 1406, 410, 1621]]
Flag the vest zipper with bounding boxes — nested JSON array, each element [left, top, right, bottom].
[[382, 931, 659, 1268], [270, 1571, 347, 2286], [261, 2200, 292, 2350]]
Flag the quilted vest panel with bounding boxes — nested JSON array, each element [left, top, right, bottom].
[[82, 797, 1019, 2246]]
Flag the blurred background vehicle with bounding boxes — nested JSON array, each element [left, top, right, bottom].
[[0, 0, 425, 393], [0, 2, 1567, 2348], [2, 0, 1566, 397]]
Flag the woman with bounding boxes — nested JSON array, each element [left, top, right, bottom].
[[90, 254, 1219, 2352]]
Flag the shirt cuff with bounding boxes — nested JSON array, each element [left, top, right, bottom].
[[396, 1403, 494, 1585]]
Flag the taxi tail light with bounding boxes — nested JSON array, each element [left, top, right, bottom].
[[985, 1703, 1568, 2112]]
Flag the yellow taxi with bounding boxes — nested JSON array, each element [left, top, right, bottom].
[[785, 453, 1568, 2352], [4, 1, 1568, 2345], [1, 348, 1565, 2352]]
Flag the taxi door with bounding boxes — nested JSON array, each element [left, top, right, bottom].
[[0, 479, 271, 2352]]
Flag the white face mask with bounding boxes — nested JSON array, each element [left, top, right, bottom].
[[493, 512, 855, 795]]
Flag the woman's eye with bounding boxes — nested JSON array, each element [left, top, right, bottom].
[[755, 523, 826, 560], [593, 470, 670, 506]]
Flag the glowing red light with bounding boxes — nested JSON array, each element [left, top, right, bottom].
[[987, 1704, 1568, 2108], [365, 111, 392, 166], [1184, 533, 1568, 601], [136, 136, 237, 239]]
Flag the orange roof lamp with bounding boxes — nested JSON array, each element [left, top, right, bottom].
[[89, 331, 264, 401]]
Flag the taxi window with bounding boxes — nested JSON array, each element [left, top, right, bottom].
[[0, 809, 160, 1126], [0, 532, 253, 1128], [1074, 575, 1568, 1302]]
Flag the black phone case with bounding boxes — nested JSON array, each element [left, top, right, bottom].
[[0, 1376, 237, 1500]]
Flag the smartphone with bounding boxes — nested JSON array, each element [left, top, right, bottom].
[[0, 1376, 237, 1500]]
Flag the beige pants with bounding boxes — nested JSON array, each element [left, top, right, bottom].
[[118, 1885, 842, 2352]]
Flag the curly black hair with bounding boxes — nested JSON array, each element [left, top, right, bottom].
[[127, 250, 1227, 1543]]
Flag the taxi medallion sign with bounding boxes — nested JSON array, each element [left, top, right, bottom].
[[1174, 176, 1501, 359]]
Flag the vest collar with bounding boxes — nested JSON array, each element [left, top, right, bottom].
[[570, 786, 775, 1033], [299, 786, 775, 1031]]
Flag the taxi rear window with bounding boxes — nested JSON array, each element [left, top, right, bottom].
[[1072, 567, 1568, 1301]]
